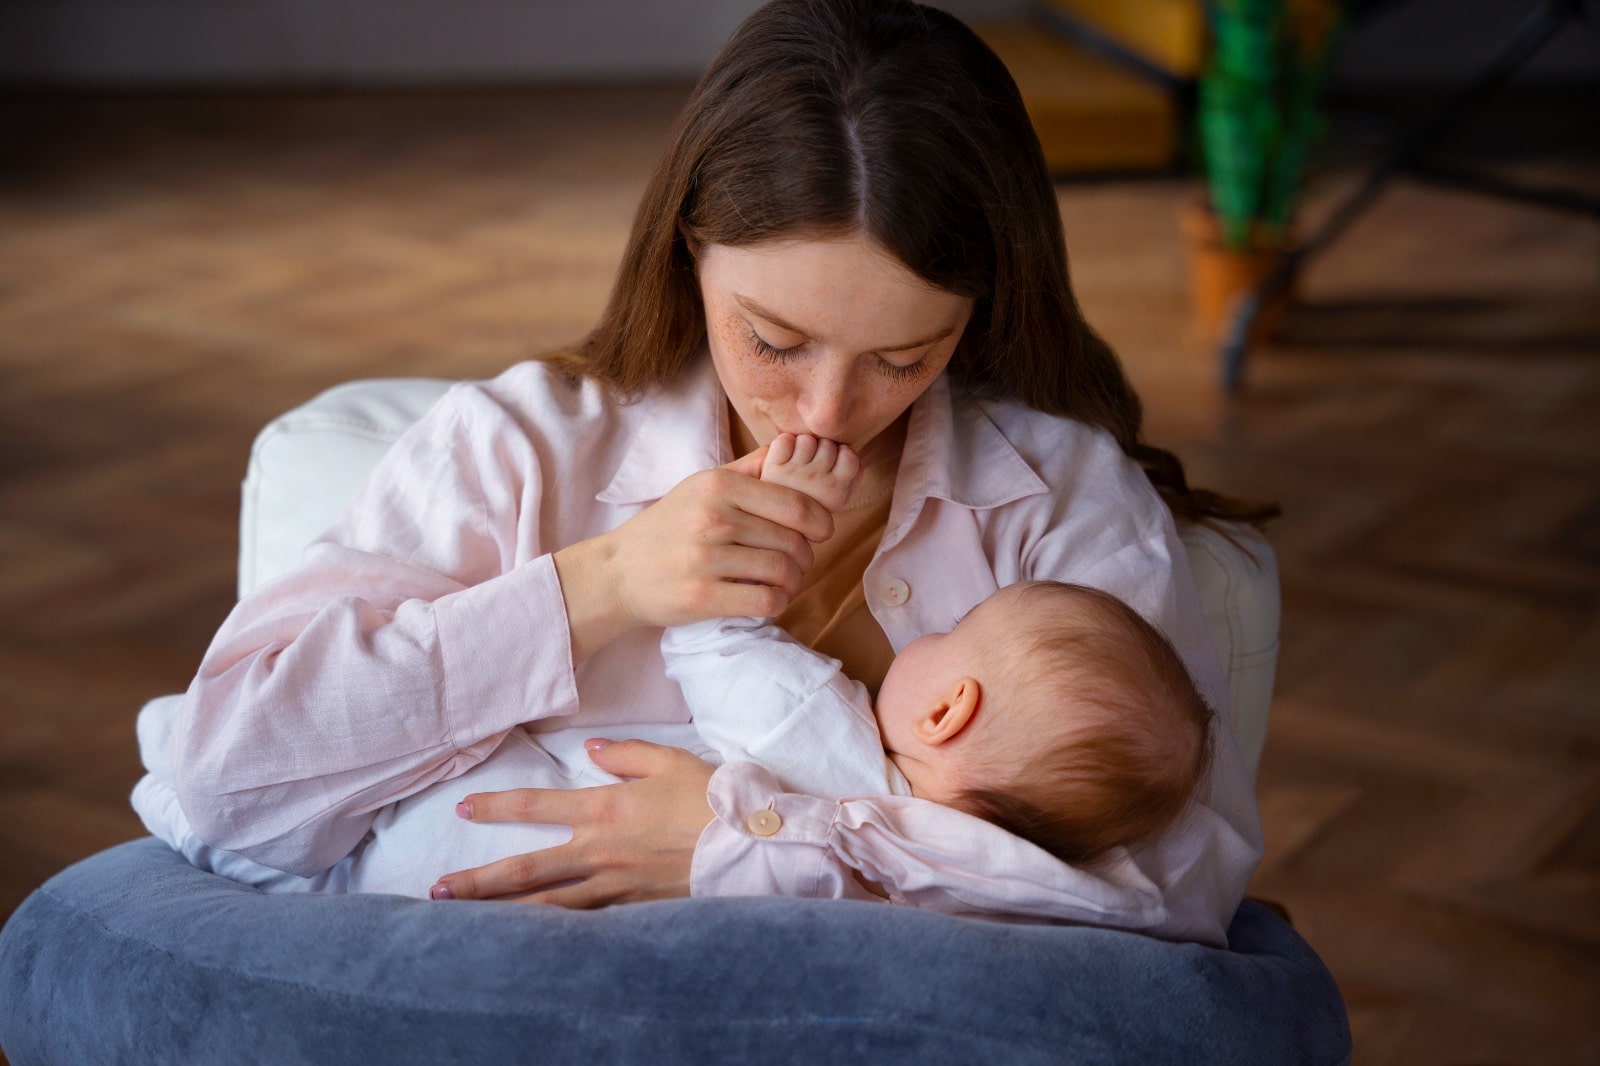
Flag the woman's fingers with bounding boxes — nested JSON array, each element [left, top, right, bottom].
[[715, 468, 835, 545], [432, 839, 590, 901], [455, 785, 601, 828], [571, 457, 833, 633], [692, 509, 816, 576], [723, 443, 768, 479], [501, 870, 668, 910], [429, 786, 600, 899], [622, 471, 826, 624], [434, 740, 716, 906], [583, 736, 710, 779], [715, 542, 807, 594]]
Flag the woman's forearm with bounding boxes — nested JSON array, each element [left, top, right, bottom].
[[173, 383, 598, 875], [173, 546, 579, 876], [552, 531, 635, 665]]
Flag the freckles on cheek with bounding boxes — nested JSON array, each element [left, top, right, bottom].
[[706, 314, 741, 362], [713, 327, 784, 399], [707, 328, 791, 437], [873, 374, 936, 424], [741, 361, 791, 400], [709, 320, 756, 379]]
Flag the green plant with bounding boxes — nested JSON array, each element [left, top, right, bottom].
[[1198, 0, 1343, 250]]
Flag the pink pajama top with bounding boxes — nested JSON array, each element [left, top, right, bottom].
[[170, 355, 1262, 946]]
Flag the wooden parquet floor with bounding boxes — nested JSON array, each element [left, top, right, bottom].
[[1, 87, 1597, 1065]]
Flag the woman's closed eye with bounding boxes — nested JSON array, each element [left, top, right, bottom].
[[876, 354, 931, 382], [747, 327, 932, 381], [748, 328, 804, 362]]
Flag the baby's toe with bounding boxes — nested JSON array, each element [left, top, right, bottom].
[[834, 445, 860, 484], [766, 432, 796, 469], [791, 434, 819, 465]]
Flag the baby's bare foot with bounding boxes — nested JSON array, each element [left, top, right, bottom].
[[762, 433, 860, 512]]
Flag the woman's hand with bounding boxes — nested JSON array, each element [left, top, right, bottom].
[[554, 449, 834, 659], [429, 739, 717, 907]]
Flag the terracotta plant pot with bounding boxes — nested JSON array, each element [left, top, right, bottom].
[[1179, 203, 1296, 343]]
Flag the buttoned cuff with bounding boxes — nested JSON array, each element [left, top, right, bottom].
[[691, 761, 842, 898]]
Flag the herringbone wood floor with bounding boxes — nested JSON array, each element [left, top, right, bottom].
[[1, 87, 1596, 1065]]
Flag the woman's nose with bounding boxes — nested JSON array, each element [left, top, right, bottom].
[[800, 374, 851, 439]]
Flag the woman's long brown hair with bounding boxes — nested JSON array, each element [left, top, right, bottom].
[[547, 0, 1277, 527]]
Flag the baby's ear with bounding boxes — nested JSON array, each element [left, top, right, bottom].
[[917, 678, 982, 746]]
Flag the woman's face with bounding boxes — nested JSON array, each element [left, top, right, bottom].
[[696, 235, 974, 457]]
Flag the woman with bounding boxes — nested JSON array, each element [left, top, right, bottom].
[[172, 0, 1270, 945]]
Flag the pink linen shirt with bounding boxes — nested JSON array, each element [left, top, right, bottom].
[[170, 354, 1262, 946]]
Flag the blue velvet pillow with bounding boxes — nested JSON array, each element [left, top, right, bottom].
[[0, 838, 1349, 1065]]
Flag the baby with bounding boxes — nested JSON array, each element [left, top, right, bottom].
[[667, 433, 1217, 869], [132, 434, 1213, 895]]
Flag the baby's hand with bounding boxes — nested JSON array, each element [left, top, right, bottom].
[[760, 433, 860, 513]]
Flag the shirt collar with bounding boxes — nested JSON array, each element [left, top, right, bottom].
[[597, 356, 1047, 510], [900, 373, 1048, 511], [597, 354, 731, 506]]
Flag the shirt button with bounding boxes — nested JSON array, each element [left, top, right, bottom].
[[746, 810, 782, 837], [883, 578, 911, 606]]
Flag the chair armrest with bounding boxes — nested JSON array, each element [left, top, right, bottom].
[[1180, 522, 1279, 779], [239, 378, 452, 596]]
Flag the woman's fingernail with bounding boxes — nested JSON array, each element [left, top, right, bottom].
[[584, 737, 612, 751], [455, 801, 472, 819], [429, 883, 454, 900]]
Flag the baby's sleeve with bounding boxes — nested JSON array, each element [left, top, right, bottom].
[[661, 619, 893, 800]]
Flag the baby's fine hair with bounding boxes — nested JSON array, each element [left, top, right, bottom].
[[951, 582, 1215, 866]]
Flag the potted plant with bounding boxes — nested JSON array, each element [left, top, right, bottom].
[[1184, 0, 1343, 341]]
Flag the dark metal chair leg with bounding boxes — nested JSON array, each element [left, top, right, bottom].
[[1219, 0, 1593, 391]]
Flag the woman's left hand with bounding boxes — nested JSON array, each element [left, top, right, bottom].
[[430, 739, 716, 907]]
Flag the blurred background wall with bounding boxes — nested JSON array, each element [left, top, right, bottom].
[[0, 0, 1594, 90]]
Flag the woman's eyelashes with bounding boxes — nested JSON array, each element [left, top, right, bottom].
[[748, 329, 803, 361], [877, 355, 930, 382], [745, 327, 931, 381]]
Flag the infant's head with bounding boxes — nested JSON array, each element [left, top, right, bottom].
[[875, 581, 1214, 865]]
